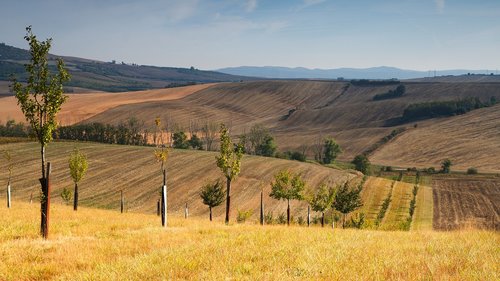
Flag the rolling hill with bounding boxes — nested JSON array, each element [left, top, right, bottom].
[[79, 80, 500, 172], [0, 43, 251, 94]]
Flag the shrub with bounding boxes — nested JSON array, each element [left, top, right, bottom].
[[348, 213, 366, 229], [264, 211, 274, 225], [276, 212, 287, 224], [60, 187, 72, 205], [297, 216, 305, 225], [467, 167, 478, 175], [236, 209, 253, 223]]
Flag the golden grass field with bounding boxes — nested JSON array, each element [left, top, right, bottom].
[[0, 201, 498, 280]]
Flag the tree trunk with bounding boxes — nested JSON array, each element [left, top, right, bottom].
[[7, 180, 11, 208], [40, 162, 51, 239], [161, 169, 167, 227], [225, 177, 231, 224], [321, 212, 325, 227], [342, 213, 346, 229], [185, 202, 188, 219], [120, 190, 124, 213], [260, 190, 264, 225], [287, 199, 291, 226], [73, 182, 78, 211], [209, 206, 213, 221], [307, 205, 310, 227], [157, 199, 160, 216]]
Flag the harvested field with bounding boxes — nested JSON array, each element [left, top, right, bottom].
[[432, 175, 500, 230]]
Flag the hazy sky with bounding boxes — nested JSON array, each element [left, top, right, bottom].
[[1, 0, 499, 71]]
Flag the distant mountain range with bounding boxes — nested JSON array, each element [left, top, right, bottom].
[[216, 66, 497, 80], [0, 43, 250, 93]]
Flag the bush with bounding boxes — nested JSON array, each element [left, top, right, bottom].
[[264, 211, 274, 225], [297, 216, 305, 225], [426, 167, 436, 174], [60, 187, 73, 205], [276, 213, 287, 224], [236, 209, 253, 223], [467, 167, 478, 175], [348, 213, 366, 229]]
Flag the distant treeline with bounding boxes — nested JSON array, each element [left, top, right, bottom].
[[362, 128, 406, 156], [402, 96, 497, 122], [350, 79, 400, 86], [164, 81, 197, 88], [57, 122, 148, 146], [373, 85, 406, 101]]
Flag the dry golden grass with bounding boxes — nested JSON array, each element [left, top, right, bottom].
[[412, 184, 434, 231], [0, 201, 498, 280], [359, 177, 392, 221]]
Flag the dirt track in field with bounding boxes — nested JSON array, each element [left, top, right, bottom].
[[432, 176, 500, 230]]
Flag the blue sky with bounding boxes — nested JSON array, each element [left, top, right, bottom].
[[1, 0, 499, 71]]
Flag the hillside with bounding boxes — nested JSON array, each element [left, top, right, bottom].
[[82, 80, 500, 171], [0, 142, 356, 217], [0, 43, 250, 94], [2, 202, 498, 280]]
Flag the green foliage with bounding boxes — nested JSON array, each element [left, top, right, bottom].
[[467, 167, 478, 175], [173, 131, 189, 149], [275, 151, 306, 162], [352, 154, 370, 174], [11, 26, 70, 149], [322, 138, 341, 164], [276, 212, 287, 224], [60, 187, 73, 205], [255, 134, 277, 157], [199, 179, 226, 208], [236, 209, 253, 223], [189, 134, 203, 150], [332, 181, 363, 227], [69, 148, 88, 184], [264, 211, 274, 225], [441, 159, 452, 174], [215, 123, 243, 181], [269, 170, 305, 202], [402, 97, 490, 122], [309, 183, 335, 213], [363, 128, 406, 156], [348, 213, 366, 229], [373, 85, 406, 101]]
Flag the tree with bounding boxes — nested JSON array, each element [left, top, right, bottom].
[[154, 117, 170, 227], [323, 138, 341, 164], [199, 179, 226, 221], [173, 131, 189, 149], [189, 134, 203, 150], [255, 134, 277, 157], [3, 150, 13, 208], [69, 148, 88, 211], [269, 170, 305, 225], [215, 123, 243, 224], [201, 121, 218, 151], [247, 124, 268, 155], [352, 154, 370, 174], [441, 159, 452, 174], [309, 183, 335, 227], [332, 181, 363, 228], [60, 187, 72, 205], [11, 26, 70, 239]]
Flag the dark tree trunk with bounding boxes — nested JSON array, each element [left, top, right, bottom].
[[307, 205, 310, 227], [287, 199, 291, 226], [40, 162, 51, 239], [260, 190, 264, 225], [73, 182, 78, 211], [321, 212, 325, 227], [209, 206, 213, 221], [225, 178, 231, 224], [157, 199, 160, 216], [161, 169, 167, 227]]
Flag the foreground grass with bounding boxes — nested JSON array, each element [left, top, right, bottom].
[[1, 202, 498, 280]]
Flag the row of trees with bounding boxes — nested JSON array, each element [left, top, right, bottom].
[[373, 85, 406, 101]]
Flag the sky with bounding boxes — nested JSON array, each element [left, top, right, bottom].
[[1, 0, 499, 71]]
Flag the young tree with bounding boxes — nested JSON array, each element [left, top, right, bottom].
[[441, 159, 452, 174], [154, 117, 170, 227], [199, 179, 226, 221], [11, 26, 70, 239], [189, 134, 203, 150], [201, 121, 218, 151], [332, 181, 363, 228], [309, 183, 335, 227], [323, 138, 342, 164], [3, 150, 13, 208], [173, 131, 189, 149], [269, 170, 305, 225], [215, 123, 244, 224], [352, 154, 370, 174], [255, 134, 277, 157], [60, 187, 72, 205], [69, 148, 88, 211]]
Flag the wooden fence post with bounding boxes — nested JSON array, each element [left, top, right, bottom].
[[260, 190, 264, 225], [307, 205, 311, 227], [7, 182, 11, 208], [185, 203, 189, 219], [120, 190, 124, 213]]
